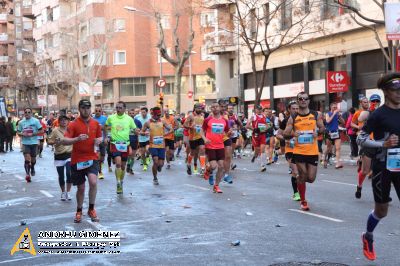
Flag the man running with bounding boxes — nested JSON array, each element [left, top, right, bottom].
[[126, 108, 141, 174], [17, 108, 44, 182], [225, 104, 242, 183], [283, 92, 325, 211], [59, 99, 102, 223], [141, 107, 171, 185], [162, 108, 178, 169], [35, 115, 47, 158], [93, 106, 108, 179], [105, 101, 137, 194], [135, 107, 151, 171], [323, 103, 345, 169], [357, 73, 400, 261], [246, 105, 268, 172], [203, 102, 230, 193]]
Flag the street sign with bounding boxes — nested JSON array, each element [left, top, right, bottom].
[[326, 71, 349, 93], [156, 78, 166, 88], [37, 95, 47, 107], [384, 3, 400, 40], [188, 91, 193, 99]]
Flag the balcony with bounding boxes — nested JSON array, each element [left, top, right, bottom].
[[204, 30, 237, 55], [7, 13, 14, 23], [0, 13, 7, 23], [0, 33, 8, 43], [203, 0, 231, 8], [23, 29, 33, 39], [0, 77, 9, 84], [0, 55, 8, 64], [22, 5, 34, 19]]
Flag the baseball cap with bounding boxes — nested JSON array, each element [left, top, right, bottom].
[[369, 94, 381, 102], [255, 104, 263, 110], [78, 99, 91, 108], [168, 110, 174, 115]]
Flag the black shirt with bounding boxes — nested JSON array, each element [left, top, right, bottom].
[[363, 105, 400, 141]]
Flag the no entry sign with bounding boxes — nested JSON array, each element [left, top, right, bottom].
[[156, 79, 166, 88]]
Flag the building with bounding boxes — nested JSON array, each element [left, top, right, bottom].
[[206, 0, 392, 116]]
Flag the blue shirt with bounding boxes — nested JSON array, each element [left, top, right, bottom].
[[326, 112, 339, 132], [134, 113, 151, 143], [17, 117, 43, 145], [129, 117, 142, 141], [93, 115, 107, 139]]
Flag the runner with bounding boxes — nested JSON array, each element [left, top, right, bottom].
[[93, 106, 108, 179], [357, 73, 400, 261], [219, 101, 234, 183], [174, 114, 184, 158], [47, 114, 72, 201], [246, 105, 268, 172], [162, 108, 178, 169], [184, 103, 206, 175], [36, 115, 47, 158], [202, 102, 230, 193], [264, 108, 279, 165], [283, 92, 325, 211], [59, 99, 102, 223], [323, 103, 345, 169], [141, 107, 171, 185], [182, 111, 191, 162], [226, 104, 242, 182], [105, 101, 137, 194], [135, 107, 151, 171], [276, 101, 300, 201], [126, 108, 141, 175], [17, 108, 44, 182]]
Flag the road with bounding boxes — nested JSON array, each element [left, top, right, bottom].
[[0, 144, 399, 266]]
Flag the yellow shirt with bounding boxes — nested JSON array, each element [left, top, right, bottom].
[[149, 120, 165, 148]]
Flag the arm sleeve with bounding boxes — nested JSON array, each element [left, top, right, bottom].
[[356, 112, 384, 148]]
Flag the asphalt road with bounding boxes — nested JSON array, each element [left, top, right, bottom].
[[0, 144, 399, 266]]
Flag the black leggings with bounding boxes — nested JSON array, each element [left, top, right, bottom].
[[349, 134, 358, 157], [56, 161, 71, 187]]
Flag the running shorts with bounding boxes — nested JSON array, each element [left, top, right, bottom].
[[224, 138, 232, 147], [230, 137, 238, 144], [110, 143, 130, 161], [372, 163, 400, 204], [71, 160, 99, 186], [139, 141, 150, 148], [129, 135, 139, 150], [252, 134, 266, 148], [23, 144, 38, 157], [206, 148, 225, 161], [149, 148, 166, 160], [285, 152, 293, 162], [292, 154, 319, 166], [359, 147, 376, 159], [165, 139, 175, 150], [189, 138, 205, 150]]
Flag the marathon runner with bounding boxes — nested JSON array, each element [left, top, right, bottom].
[[357, 73, 400, 261], [219, 100, 234, 183], [246, 105, 268, 172], [265, 108, 278, 165], [135, 107, 151, 171], [162, 108, 178, 169], [59, 99, 102, 223], [17, 107, 44, 182], [141, 107, 171, 185], [35, 115, 47, 158], [174, 114, 185, 158], [283, 92, 325, 211], [226, 104, 242, 180], [126, 108, 141, 174], [93, 106, 108, 179], [323, 103, 345, 169], [105, 101, 137, 194]]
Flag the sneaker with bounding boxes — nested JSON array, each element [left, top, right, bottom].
[[74, 211, 82, 223], [66, 192, 71, 201], [146, 157, 151, 165], [108, 167, 112, 173], [143, 165, 148, 171], [355, 186, 362, 199], [193, 166, 198, 175], [153, 178, 159, 185], [88, 209, 100, 222], [31, 169, 35, 176], [260, 166, 267, 172], [231, 164, 237, 170], [362, 233, 376, 261], [223, 174, 233, 184], [166, 164, 171, 169], [213, 185, 223, 193], [251, 156, 256, 163], [292, 192, 301, 201], [61, 192, 67, 201], [98, 172, 104, 179], [300, 201, 310, 211], [203, 170, 210, 180], [208, 175, 214, 186], [25, 175, 31, 183], [117, 182, 123, 194], [186, 165, 192, 175]]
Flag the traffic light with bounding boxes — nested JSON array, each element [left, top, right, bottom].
[[157, 92, 164, 107], [199, 95, 205, 104]]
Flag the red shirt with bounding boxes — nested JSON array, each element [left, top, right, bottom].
[[64, 117, 102, 164], [203, 116, 229, 149], [37, 121, 47, 137]]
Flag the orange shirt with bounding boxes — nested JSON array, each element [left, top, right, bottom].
[[53, 119, 59, 128], [188, 114, 204, 141], [149, 120, 165, 148], [162, 115, 175, 140], [293, 112, 318, 156], [64, 117, 102, 164]]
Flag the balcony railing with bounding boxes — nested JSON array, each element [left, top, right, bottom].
[[204, 30, 236, 54], [0, 56, 9, 64], [0, 33, 8, 42], [0, 13, 7, 22]]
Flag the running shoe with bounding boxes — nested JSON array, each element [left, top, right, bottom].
[[224, 174, 233, 184], [88, 209, 100, 222], [231, 164, 237, 170], [146, 157, 151, 165], [300, 201, 310, 211], [25, 175, 31, 183], [362, 233, 376, 261], [61, 192, 67, 201], [74, 211, 82, 223], [143, 165, 148, 171], [261, 166, 267, 172], [213, 185, 223, 193], [117, 182, 123, 194], [66, 192, 71, 201], [355, 186, 362, 199], [209, 175, 214, 186], [98, 172, 104, 179], [166, 164, 171, 169], [193, 166, 198, 175], [203, 170, 210, 180], [31, 168, 35, 176], [186, 165, 192, 175], [153, 178, 159, 185], [292, 192, 301, 201], [251, 156, 256, 163]]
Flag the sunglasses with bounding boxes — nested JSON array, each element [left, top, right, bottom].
[[25, 111, 31, 114], [80, 106, 91, 109], [370, 100, 380, 103], [298, 97, 309, 101], [116, 107, 124, 109]]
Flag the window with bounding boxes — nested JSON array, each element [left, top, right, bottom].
[[82, 54, 88, 68], [334, 56, 346, 71], [195, 75, 215, 94], [154, 77, 174, 95], [23, 20, 32, 31], [45, 35, 53, 48], [79, 24, 88, 42], [229, 59, 234, 79], [53, 59, 63, 71], [89, 49, 106, 66], [200, 12, 216, 27], [201, 46, 214, 61], [303, 0, 310, 13], [103, 80, 113, 99], [53, 6, 60, 21], [355, 50, 385, 74], [53, 33, 60, 47], [160, 15, 170, 29], [41, 8, 47, 23], [114, 19, 125, 32], [36, 39, 44, 52], [281, 0, 292, 30], [275, 64, 303, 85], [120, 78, 146, 96], [250, 9, 257, 39], [113, 51, 126, 65], [23, 0, 32, 7], [310, 60, 326, 80], [36, 15, 42, 28]]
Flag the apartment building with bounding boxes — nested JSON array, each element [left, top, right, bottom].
[[206, 0, 391, 115], [33, 0, 217, 113]]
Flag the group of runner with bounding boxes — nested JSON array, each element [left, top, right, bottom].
[[13, 73, 400, 262]]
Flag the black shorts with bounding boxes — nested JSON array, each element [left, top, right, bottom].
[[231, 137, 238, 144], [285, 152, 293, 162], [139, 141, 149, 148], [189, 138, 205, 150], [206, 148, 225, 162], [71, 160, 99, 186], [292, 154, 319, 166], [99, 142, 106, 157], [359, 147, 376, 158], [372, 164, 400, 204], [223, 139, 232, 147], [175, 136, 183, 142], [165, 139, 175, 150], [23, 144, 38, 157], [129, 136, 138, 150]]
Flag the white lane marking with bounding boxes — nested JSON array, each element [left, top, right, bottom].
[[40, 190, 54, 198], [15, 174, 24, 180], [0, 256, 43, 264], [322, 180, 357, 187], [85, 220, 110, 231], [0, 197, 35, 208], [184, 184, 209, 191], [288, 209, 344, 223]]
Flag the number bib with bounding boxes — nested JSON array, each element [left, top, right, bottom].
[[195, 125, 202, 134], [77, 160, 93, 170], [115, 142, 128, 152], [231, 130, 238, 138], [298, 134, 314, 144], [258, 124, 267, 133], [387, 148, 400, 172], [211, 123, 224, 134], [329, 131, 339, 139], [153, 136, 164, 145], [37, 136, 44, 140]]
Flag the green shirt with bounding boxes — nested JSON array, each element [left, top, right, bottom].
[[105, 113, 136, 143]]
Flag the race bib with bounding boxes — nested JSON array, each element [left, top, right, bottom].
[[387, 148, 400, 172], [298, 134, 314, 144], [211, 123, 224, 134], [37, 136, 44, 140], [231, 130, 239, 138], [153, 136, 164, 145], [258, 124, 267, 132], [115, 142, 127, 152], [23, 127, 33, 134], [77, 160, 93, 170], [329, 131, 339, 139], [195, 125, 202, 134]]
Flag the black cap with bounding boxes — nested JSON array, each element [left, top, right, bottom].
[[78, 99, 91, 108], [59, 115, 68, 121], [255, 104, 263, 110]]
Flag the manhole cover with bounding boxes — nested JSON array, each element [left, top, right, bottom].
[[269, 262, 348, 266]]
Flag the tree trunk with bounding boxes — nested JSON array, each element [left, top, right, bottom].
[[174, 68, 183, 113]]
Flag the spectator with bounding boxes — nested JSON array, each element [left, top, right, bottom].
[[5, 117, 15, 151], [0, 117, 6, 152]]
